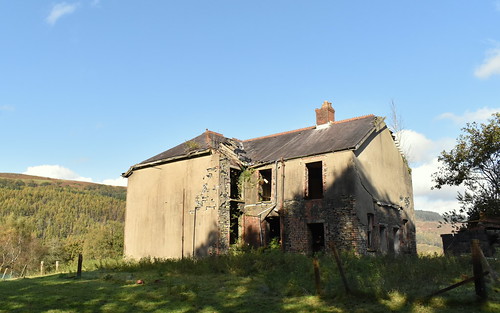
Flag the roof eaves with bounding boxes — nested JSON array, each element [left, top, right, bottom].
[[352, 116, 385, 151], [122, 149, 212, 178]]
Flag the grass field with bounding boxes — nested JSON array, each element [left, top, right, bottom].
[[1, 250, 499, 313]]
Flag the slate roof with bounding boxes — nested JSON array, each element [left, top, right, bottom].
[[139, 130, 234, 165], [131, 114, 378, 171], [243, 115, 376, 163]]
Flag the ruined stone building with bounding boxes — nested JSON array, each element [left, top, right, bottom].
[[123, 101, 416, 259]]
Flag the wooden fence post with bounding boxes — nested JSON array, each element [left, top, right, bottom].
[[471, 239, 487, 300], [330, 241, 350, 294], [76, 254, 83, 279], [40, 261, 44, 276], [56, 261, 59, 273], [21, 264, 27, 278], [2, 268, 8, 280]]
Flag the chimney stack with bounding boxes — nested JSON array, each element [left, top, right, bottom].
[[315, 101, 335, 125]]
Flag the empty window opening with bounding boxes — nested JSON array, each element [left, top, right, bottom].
[[308, 223, 325, 253], [379, 225, 388, 254], [306, 162, 323, 199], [229, 202, 242, 244], [393, 227, 401, 254], [259, 169, 272, 201], [266, 216, 281, 245], [402, 219, 409, 241], [230, 168, 242, 200], [367, 213, 375, 250]]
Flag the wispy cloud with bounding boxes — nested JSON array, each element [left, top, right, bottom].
[[46, 2, 80, 26], [405, 106, 500, 214], [474, 48, 500, 79], [403, 132, 463, 214], [0, 105, 14, 112], [23, 164, 127, 187], [24, 165, 93, 182], [438, 107, 500, 125], [102, 177, 127, 187]]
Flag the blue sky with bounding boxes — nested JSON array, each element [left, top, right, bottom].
[[0, 1, 499, 213]]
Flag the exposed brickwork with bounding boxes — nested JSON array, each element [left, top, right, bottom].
[[315, 101, 335, 125], [217, 155, 231, 254], [281, 195, 366, 254]]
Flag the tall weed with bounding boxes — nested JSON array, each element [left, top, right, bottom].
[[88, 249, 494, 300]]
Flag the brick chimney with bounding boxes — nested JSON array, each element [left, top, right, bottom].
[[315, 101, 335, 125]]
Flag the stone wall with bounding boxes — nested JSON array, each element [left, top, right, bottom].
[[282, 196, 365, 254], [441, 230, 495, 256], [217, 154, 231, 254]]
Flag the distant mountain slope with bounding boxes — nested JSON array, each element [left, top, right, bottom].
[[0, 173, 126, 272], [0, 172, 125, 192], [415, 210, 443, 222], [414, 210, 452, 255]]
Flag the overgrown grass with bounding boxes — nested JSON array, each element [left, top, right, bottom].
[[1, 250, 499, 312]]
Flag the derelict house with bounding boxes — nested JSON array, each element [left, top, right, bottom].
[[122, 101, 416, 259]]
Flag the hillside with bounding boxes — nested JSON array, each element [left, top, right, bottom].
[[0, 173, 126, 275], [415, 210, 452, 255], [0, 172, 454, 275]]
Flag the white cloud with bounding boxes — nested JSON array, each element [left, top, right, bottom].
[[474, 48, 500, 79], [23, 164, 127, 187], [411, 157, 463, 214], [396, 129, 434, 163], [46, 2, 79, 26], [413, 196, 461, 215], [438, 107, 500, 125], [407, 106, 500, 213], [401, 129, 463, 214], [412, 158, 463, 198], [24, 165, 93, 182], [102, 177, 127, 187], [0, 105, 14, 112]]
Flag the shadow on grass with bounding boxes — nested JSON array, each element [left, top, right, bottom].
[[1, 272, 288, 313], [1, 253, 499, 313]]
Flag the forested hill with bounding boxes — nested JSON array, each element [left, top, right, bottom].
[[414, 210, 450, 255], [415, 210, 443, 222], [0, 173, 126, 273]]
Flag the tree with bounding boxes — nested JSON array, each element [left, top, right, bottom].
[[432, 113, 500, 230], [0, 216, 46, 274], [388, 100, 412, 167], [83, 221, 124, 260]]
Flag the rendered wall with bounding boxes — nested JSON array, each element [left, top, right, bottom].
[[124, 153, 226, 259], [242, 125, 416, 255], [354, 126, 416, 254]]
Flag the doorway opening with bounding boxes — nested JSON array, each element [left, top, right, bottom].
[[265, 216, 280, 245], [308, 223, 325, 253]]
